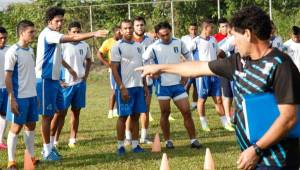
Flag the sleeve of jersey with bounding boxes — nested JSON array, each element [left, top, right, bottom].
[[272, 57, 300, 104], [45, 30, 64, 44], [110, 44, 121, 62], [181, 41, 192, 61], [4, 49, 16, 71], [142, 46, 154, 64], [208, 55, 236, 80]]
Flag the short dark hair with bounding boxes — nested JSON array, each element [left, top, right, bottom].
[[189, 22, 198, 27], [0, 27, 7, 34], [292, 26, 300, 35], [218, 18, 228, 25], [17, 20, 34, 37], [120, 19, 133, 28], [113, 25, 121, 33], [134, 16, 146, 25], [68, 21, 81, 30], [201, 19, 213, 28], [45, 7, 65, 23], [230, 6, 272, 40], [154, 21, 172, 33]]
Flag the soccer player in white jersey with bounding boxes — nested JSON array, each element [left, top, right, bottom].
[[181, 23, 198, 110], [53, 21, 92, 149], [190, 19, 233, 132], [143, 22, 201, 149], [35, 7, 108, 160], [5, 20, 38, 170], [111, 19, 147, 155], [270, 21, 283, 51], [283, 26, 300, 72], [0, 26, 9, 150]]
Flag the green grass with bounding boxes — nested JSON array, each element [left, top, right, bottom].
[[0, 68, 240, 170]]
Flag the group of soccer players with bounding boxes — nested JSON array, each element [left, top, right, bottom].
[[0, 5, 299, 170]]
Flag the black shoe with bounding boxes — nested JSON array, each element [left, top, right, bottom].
[[165, 141, 175, 149], [191, 140, 202, 149]]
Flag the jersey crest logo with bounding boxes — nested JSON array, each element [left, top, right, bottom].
[[137, 47, 142, 54], [174, 46, 179, 53], [79, 49, 84, 55]]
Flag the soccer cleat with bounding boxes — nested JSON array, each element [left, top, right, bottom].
[[168, 115, 176, 121], [224, 124, 235, 132], [68, 143, 76, 148], [7, 161, 17, 170], [132, 145, 145, 153], [0, 143, 7, 149], [117, 146, 125, 156], [139, 138, 153, 145], [107, 112, 113, 119], [191, 140, 202, 149], [43, 150, 61, 161], [165, 141, 175, 149], [52, 147, 62, 158]]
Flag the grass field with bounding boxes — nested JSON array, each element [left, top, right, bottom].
[[0, 68, 241, 170]]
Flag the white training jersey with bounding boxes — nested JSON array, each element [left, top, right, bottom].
[[270, 35, 283, 51], [0, 45, 9, 88], [36, 27, 64, 80], [218, 35, 235, 57], [181, 35, 197, 52], [283, 39, 300, 71], [111, 40, 144, 88], [5, 44, 37, 98], [61, 41, 91, 86], [191, 36, 218, 62], [143, 38, 192, 86]]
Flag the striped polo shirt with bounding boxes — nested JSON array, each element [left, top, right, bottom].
[[208, 48, 300, 168]]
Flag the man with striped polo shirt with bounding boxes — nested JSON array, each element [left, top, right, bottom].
[[137, 6, 300, 170], [36, 7, 108, 160]]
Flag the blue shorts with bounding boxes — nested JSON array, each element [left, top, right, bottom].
[[0, 88, 8, 115], [36, 78, 64, 116], [109, 71, 117, 90], [156, 84, 188, 101], [196, 76, 221, 99], [6, 96, 38, 125], [62, 81, 86, 110], [115, 87, 146, 117]]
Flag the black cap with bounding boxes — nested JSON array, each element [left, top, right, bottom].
[[292, 26, 300, 35]]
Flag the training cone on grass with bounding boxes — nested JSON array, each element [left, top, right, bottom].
[[24, 150, 35, 170], [152, 132, 161, 152], [160, 153, 170, 170], [204, 148, 215, 170]]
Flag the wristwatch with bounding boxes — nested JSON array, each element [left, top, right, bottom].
[[252, 144, 263, 157]]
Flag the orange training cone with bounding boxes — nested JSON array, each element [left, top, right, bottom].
[[152, 132, 161, 152], [160, 153, 170, 170], [24, 150, 35, 170], [204, 148, 215, 170]]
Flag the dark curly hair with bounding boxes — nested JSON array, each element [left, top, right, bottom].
[[230, 6, 271, 40], [154, 21, 172, 33], [45, 7, 65, 24]]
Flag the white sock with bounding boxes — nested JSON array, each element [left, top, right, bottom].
[[199, 116, 208, 128], [50, 136, 55, 148], [24, 131, 35, 157], [220, 116, 228, 127], [43, 143, 52, 157], [140, 128, 147, 140], [0, 115, 7, 143], [7, 131, 17, 161], [190, 138, 197, 144], [117, 140, 124, 149], [125, 130, 132, 140], [69, 138, 76, 144], [131, 140, 139, 149]]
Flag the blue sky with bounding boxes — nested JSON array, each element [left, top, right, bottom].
[[1, 0, 32, 11]]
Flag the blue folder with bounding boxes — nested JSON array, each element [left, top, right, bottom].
[[242, 93, 300, 144]]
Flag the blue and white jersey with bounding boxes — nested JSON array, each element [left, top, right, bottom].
[[143, 38, 192, 86], [0, 45, 9, 88], [111, 40, 144, 88], [270, 35, 283, 51], [181, 35, 197, 52], [191, 36, 218, 62], [61, 41, 91, 86], [283, 39, 300, 71], [5, 44, 36, 98], [218, 35, 235, 57], [35, 27, 64, 80]]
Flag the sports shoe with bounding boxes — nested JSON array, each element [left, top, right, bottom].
[[117, 146, 125, 156], [52, 147, 62, 158], [165, 140, 175, 149], [149, 112, 154, 122], [107, 111, 113, 119], [168, 115, 176, 121], [224, 124, 235, 132], [0, 143, 7, 149], [191, 140, 202, 149], [43, 150, 61, 161], [7, 161, 17, 170], [68, 143, 76, 148], [132, 145, 145, 153], [139, 138, 153, 145]]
